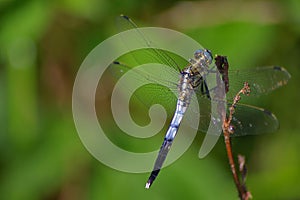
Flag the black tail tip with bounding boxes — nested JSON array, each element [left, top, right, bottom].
[[145, 180, 153, 189], [145, 172, 158, 189]]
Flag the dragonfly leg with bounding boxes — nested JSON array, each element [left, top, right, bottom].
[[199, 80, 211, 99]]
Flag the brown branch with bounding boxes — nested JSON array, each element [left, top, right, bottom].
[[222, 82, 252, 200]]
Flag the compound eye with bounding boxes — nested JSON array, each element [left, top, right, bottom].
[[194, 49, 204, 59]]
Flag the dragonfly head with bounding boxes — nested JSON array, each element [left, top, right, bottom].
[[193, 49, 213, 66]]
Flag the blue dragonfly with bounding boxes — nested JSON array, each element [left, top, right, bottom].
[[110, 15, 291, 189]]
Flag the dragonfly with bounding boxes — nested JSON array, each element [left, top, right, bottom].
[[110, 15, 291, 189]]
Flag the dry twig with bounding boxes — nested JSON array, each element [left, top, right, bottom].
[[222, 82, 252, 200]]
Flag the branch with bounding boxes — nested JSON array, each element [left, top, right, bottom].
[[222, 82, 252, 200]]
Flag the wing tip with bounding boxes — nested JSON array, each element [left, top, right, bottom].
[[273, 66, 291, 80], [263, 108, 279, 130], [273, 66, 282, 71], [120, 14, 130, 20]]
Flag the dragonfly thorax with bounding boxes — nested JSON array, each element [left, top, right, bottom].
[[179, 49, 213, 89], [188, 49, 213, 77]]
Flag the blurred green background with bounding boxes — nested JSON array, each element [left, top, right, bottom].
[[1, 0, 300, 199]]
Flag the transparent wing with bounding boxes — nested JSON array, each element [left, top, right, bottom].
[[188, 65, 291, 101], [227, 66, 291, 98], [116, 15, 185, 72], [188, 97, 279, 137], [111, 15, 190, 113], [108, 60, 179, 114], [229, 103, 279, 136]]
